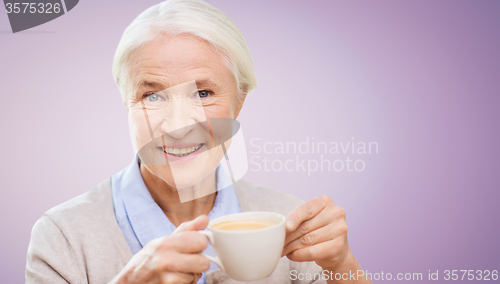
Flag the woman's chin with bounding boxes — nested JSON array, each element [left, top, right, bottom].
[[155, 171, 206, 189]]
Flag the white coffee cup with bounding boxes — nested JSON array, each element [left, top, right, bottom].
[[198, 211, 286, 281]]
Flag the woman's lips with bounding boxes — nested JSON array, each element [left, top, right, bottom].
[[159, 143, 205, 159]]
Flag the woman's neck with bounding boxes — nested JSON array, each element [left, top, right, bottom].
[[139, 163, 217, 227]]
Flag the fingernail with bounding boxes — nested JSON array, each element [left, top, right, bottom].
[[286, 219, 295, 230]]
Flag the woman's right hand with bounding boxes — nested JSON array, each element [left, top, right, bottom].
[[110, 215, 211, 284]]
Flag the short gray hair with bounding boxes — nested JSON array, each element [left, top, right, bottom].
[[112, 0, 257, 103]]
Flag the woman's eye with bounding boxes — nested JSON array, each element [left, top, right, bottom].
[[198, 90, 211, 98], [145, 93, 160, 101]]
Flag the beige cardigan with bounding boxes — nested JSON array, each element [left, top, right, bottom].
[[26, 178, 326, 284]]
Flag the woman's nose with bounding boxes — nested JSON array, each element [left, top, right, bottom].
[[160, 100, 200, 139]]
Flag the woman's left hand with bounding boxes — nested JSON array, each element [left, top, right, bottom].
[[282, 195, 353, 270]]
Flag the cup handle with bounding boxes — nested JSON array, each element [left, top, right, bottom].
[[198, 230, 225, 271]]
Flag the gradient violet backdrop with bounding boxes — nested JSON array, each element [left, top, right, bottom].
[[1, 0, 499, 283]]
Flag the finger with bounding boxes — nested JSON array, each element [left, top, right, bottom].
[[160, 251, 211, 274], [173, 215, 209, 235], [286, 196, 333, 232], [161, 271, 196, 284], [282, 220, 348, 256], [284, 205, 345, 246], [286, 235, 348, 263], [159, 231, 208, 253]]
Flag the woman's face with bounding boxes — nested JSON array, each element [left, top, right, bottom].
[[125, 34, 244, 188]]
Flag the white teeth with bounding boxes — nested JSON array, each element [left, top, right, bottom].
[[163, 144, 203, 157]]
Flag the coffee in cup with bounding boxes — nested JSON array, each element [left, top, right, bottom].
[[211, 219, 279, 231]]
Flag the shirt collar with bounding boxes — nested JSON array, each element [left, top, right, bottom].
[[120, 160, 240, 248]]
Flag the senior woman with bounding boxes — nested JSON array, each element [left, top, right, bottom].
[[26, 1, 371, 283]]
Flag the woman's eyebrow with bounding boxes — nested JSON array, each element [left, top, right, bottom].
[[195, 78, 220, 89], [137, 80, 165, 90], [134, 80, 167, 96], [134, 79, 220, 97]]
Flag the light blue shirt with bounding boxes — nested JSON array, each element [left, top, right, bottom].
[[111, 159, 241, 284]]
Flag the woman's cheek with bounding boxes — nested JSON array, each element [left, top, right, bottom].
[[203, 101, 234, 119], [129, 108, 155, 150]]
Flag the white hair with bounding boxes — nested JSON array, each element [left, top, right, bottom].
[[112, 0, 257, 103]]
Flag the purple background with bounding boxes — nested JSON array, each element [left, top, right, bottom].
[[1, 0, 499, 282]]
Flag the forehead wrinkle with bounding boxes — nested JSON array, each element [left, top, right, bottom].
[[127, 38, 233, 97], [131, 62, 168, 85]]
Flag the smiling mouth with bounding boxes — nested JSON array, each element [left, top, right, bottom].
[[162, 143, 204, 157]]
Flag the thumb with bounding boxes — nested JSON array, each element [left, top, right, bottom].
[[173, 215, 209, 235]]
